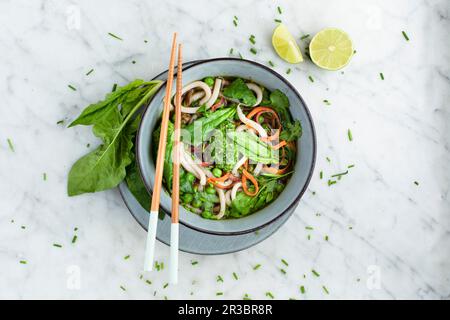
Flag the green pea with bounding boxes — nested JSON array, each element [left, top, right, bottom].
[[202, 210, 213, 219], [186, 172, 196, 182], [192, 199, 202, 208], [204, 77, 214, 87], [206, 186, 216, 194], [212, 168, 222, 178], [182, 193, 193, 204]]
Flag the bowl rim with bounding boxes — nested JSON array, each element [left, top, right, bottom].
[[136, 57, 317, 235]]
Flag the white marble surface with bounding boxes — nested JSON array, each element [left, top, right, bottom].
[[0, 0, 449, 300]]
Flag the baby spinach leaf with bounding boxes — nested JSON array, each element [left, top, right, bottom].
[[269, 89, 292, 126], [223, 78, 256, 106]]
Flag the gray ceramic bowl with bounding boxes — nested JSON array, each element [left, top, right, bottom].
[[137, 58, 316, 235]]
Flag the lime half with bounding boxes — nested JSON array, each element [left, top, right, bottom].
[[272, 24, 303, 64], [309, 28, 353, 70]]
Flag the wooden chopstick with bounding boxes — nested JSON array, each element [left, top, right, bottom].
[[169, 43, 182, 284], [144, 32, 177, 272]]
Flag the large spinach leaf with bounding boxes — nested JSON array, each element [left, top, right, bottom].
[[67, 80, 162, 196]]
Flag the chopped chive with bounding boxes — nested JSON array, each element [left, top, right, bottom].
[[20, 260, 27, 264], [120, 285, 126, 291], [402, 31, 410, 41], [229, 48, 234, 55], [53, 243, 62, 248], [286, 68, 291, 74], [56, 119, 65, 125], [145, 280, 152, 285], [21, 225, 26, 229], [124, 255, 130, 260], [238, 52, 243, 59], [348, 164, 355, 169], [323, 99, 331, 106], [280, 268, 286, 274], [249, 36, 256, 45], [307, 235, 311, 240], [347, 129, 353, 141], [305, 226, 313, 230], [74, 227, 78, 231], [379, 72, 384, 80], [349, 226, 353, 230], [277, 6, 282, 14], [144, 40, 148, 43], [132, 60, 136, 64], [281, 259, 289, 266], [274, 19, 282, 23], [331, 171, 348, 178], [316, 213, 321, 216], [234, 15, 238, 21], [163, 283, 169, 289], [250, 48, 257, 55], [312, 269, 320, 277], [191, 260, 198, 265], [300, 286, 305, 294], [217, 275, 224, 282], [308, 75, 314, 82], [268, 60, 275, 67], [112, 83, 117, 92], [71, 235, 77, 243], [68, 85, 77, 91], [322, 286, 329, 294], [86, 69, 94, 76], [243, 293, 251, 300], [325, 235, 329, 241], [43, 173, 47, 181], [253, 264, 261, 270], [326, 157, 331, 162], [328, 180, 337, 186], [232, 272, 238, 280], [300, 34, 310, 41], [266, 292, 274, 299], [108, 32, 123, 40], [353, 49, 357, 54], [414, 181, 419, 186], [233, 20, 238, 27], [320, 171, 323, 179], [216, 292, 223, 296]]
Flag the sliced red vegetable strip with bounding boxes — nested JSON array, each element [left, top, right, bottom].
[[242, 169, 259, 196]]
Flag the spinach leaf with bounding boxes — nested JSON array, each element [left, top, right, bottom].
[[153, 121, 174, 190], [280, 120, 302, 141], [179, 171, 195, 194], [227, 131, 279, 164], [125, 158, 150, 209], [69, 80, 154, 127], [223, 78, 256, 106], [184, 107, 236, 145], [67, 80, 162, 196], [269, 89, 292, 126]]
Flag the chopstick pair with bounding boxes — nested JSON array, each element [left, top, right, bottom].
[[144, 32, 183, 285]]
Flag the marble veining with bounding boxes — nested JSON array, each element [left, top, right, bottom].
[[0, 0, 449, 299]]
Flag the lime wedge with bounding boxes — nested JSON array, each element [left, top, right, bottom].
[[309, 28, 353, 70], [272, 24, 303, 64]]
